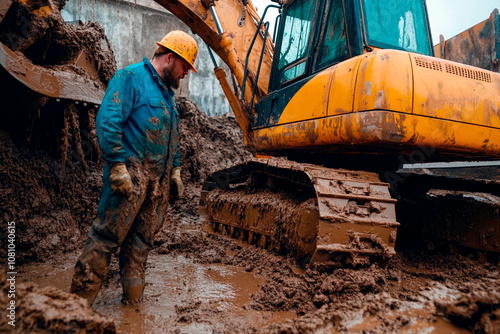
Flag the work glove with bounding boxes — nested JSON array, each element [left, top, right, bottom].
[[170, 167, 185, 200], [109, 163, 133, 200]]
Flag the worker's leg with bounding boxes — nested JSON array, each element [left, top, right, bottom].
[[119, 178, 169, 304], [70, 178, 146, 306]]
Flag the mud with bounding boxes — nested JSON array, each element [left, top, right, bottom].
[[0, 270, 116, 333], [154, 221, 500, 333], [0, 129, 103, 263], [2, 89, 499, 333], [0, 0, 116, 84], [15, 218, 500, 333]]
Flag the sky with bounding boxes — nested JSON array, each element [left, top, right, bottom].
[[251, 0, 499, 45]]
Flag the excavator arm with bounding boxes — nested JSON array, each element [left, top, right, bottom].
[[154, 0, 275, 146], [155, 0, 273, 98]]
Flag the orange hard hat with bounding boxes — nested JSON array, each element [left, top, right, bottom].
[[156, 30, 198, 73]]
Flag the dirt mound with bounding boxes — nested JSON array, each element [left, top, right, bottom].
[[177, 96, 253, 184], [0, 95, 253, 330], [153, 220, 500, 333], [0, 129, 103, 264], [0, 0, 116, 84], [438, 292, 500, 333], [0, 271, 116, 333]]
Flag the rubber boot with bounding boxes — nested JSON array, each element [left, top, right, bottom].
[[121, 277, 145, 305], [70, 279, 102, 307]]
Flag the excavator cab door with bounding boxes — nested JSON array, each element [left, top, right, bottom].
[[269, 0, 364, 90], [254, 0, 363, 128]]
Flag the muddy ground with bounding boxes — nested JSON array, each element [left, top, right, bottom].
[[1, 95, 499, 333]]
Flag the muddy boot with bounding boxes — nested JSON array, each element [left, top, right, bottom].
[[70, 235, 114, 307], [121, 277, 145, 305], [70, 279, 102, 307]]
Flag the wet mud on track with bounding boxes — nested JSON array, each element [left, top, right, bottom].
[[1, 97, 499, 333]]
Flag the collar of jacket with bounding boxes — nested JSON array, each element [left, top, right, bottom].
[[143, 57, 175, 98]]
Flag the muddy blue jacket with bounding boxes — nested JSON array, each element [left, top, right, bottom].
[[96, 57, 180, 177]]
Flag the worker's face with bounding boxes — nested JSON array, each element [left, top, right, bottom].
[[162, 53, 190, 89]]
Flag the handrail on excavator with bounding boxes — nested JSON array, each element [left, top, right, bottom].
[[242, 4, 281, 103]]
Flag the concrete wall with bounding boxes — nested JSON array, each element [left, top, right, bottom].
[[434, 9, 500, 73], [62, 0, 230, 116]]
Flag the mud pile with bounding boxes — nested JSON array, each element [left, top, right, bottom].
[[177, 96, 253, 184], [0, 129, 103, 263], [0, 0, 116, 84], [0, 271, 116, 333], [174, 96, 253, 215], [0, 0, 117, 158], [154, 221, 500, 333]]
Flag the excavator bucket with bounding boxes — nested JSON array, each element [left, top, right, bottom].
[[0, 0, 115, 166]]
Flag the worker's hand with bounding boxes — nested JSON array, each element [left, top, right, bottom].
[[109, 163, 133, 200], [171, 167, 185, 200]]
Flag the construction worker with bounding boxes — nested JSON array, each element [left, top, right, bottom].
[[69, 30, 198, 306]]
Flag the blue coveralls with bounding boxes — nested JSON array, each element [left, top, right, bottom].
[[70, 57, 180, 304]]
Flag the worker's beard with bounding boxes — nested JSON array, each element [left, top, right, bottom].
[[163, 70, 180, 89]]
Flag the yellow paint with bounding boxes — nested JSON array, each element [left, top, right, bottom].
[[411, 54, 500, 128], [277, 56, 365, 125], [277, 49, 414, 127], [277, 69, 331, 124], [19, 0, 51, 16], [353, 50, 412, 114], [328, 57, 363, 116]]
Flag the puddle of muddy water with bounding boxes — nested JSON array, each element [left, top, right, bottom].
[[18, 252, 296, 333]]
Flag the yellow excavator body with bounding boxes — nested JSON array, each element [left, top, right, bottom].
[[252, 49, 500, 159]]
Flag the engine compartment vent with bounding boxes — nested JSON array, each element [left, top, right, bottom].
[[414, 56, 492, 83], [414, 57, 443, 71], [444, 64, 492, 83]]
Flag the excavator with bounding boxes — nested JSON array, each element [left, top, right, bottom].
[[2, 0, 499, 268], [155, 0, 500, 267]]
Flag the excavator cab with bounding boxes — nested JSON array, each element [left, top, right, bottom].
[[268, 0, 433, 91]]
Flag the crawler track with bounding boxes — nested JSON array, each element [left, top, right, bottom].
[[200, 159, 399, 268]]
